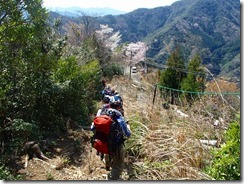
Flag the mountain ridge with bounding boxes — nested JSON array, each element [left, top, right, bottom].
[[47, 6, 127, 17], [96, 0, 240, 81], [49, 0, 240, 82]]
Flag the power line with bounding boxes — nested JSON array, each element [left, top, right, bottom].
[[142, 61, 207, 76], [156, 84, 240, 96]]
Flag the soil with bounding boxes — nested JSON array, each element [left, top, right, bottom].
[[18, 131, 111, 180]]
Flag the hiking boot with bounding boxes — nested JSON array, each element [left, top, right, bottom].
[[100, 153, 104, 160], [107, 173, 123, 180], [105, 166, 110, 171]]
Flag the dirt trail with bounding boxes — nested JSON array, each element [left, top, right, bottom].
[[19, 73, 153, 180]]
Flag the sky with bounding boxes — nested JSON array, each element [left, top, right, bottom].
[[43, 0, 180, 12]]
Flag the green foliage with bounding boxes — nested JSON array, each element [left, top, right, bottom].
[[205, 115, 240, 180], [159, 48, 186, 104], [181, 54, 205, 102], [220, 53, 240, 79], [46, 172, 55, 180], [0, 161, 24, 180], [0, 0, 116, 179], [0, 0, 103, 178], [126, 117, 148, 158], [0, 165, 18, 180], [4, 119, 36, 137], [0, 0, 66, 133], [0, 0, 61, 162], [53, 56, 80, 83], [102, 63, 123, 79], [67, 59, 102, 123], [160, 48, 186, 89], [53, 58, 102, 124]]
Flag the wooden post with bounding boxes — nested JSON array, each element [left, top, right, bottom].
[[152, 84, 157, 105], [129, 50, 132, 79], [129, 65, 132, 79]]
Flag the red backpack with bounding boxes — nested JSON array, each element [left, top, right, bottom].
[[92, 115, 113, 154]]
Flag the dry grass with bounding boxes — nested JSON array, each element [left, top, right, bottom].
[[108, 72, 239, 180]]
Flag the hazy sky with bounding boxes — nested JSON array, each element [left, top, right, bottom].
[[43, 0, 180, 12]]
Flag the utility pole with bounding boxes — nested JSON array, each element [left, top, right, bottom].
[[129, 50, 132, 79]]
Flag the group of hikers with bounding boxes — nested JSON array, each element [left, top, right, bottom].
[[90, 79, 131, 180]]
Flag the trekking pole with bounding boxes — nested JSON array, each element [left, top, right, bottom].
[[88, 145, 93, 175]]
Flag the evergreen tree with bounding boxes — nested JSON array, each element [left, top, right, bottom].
[[159, 48, 186, 104], [181, 54, 205, 102]]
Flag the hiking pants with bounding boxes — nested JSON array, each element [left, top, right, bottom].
[[106, 144, 125, 180]]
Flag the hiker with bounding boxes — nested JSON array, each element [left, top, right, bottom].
[[101, 79, 106, 88], [103, 105, 131, 180], [96, 103, 110, 117], [90, 100, 131, 180], [102, 94, 111, 103], [112, 92, 123, 106], [90, 101, 118, 160], [110, 88, 116, 96], [91, 91, 123, 130], [101, 86, 112, 100], [109, 94, 124, 116]]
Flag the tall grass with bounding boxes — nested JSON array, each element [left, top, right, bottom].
[[110, 74, 239, 180]]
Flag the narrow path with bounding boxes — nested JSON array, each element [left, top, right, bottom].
[[19, 74, 150, 180]]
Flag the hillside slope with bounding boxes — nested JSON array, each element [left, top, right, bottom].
[[18, 70, 239, 180], [18, 73, 154, 180]]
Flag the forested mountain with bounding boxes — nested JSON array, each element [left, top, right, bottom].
[[95, 0, 240, 81], [49, 0, 240, 82]]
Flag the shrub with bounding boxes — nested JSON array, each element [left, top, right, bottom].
[[205, 114, 240, 180], [0, 164, 23, 180], [102, 63, 123, 79]]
